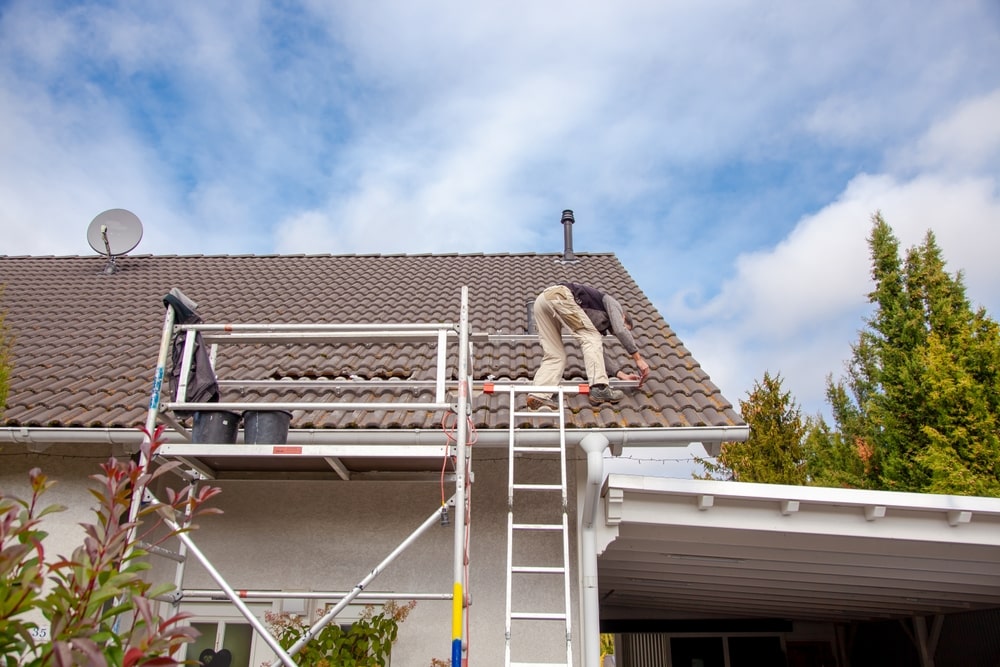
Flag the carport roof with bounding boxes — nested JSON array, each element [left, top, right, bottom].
[[598, 474, 1000, 623]]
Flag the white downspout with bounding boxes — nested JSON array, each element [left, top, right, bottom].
[[579, 432, 610, 667]]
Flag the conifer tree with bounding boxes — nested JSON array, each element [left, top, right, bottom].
[[701, 371, 807, 484], [801, 382, 868, 489], [827, 213, 1000, 496]]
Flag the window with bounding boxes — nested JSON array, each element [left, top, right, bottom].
[[622, 632, 790, 667], [180, 601, 274, 667], [188, 621, 253, 666], [727, 636, 785, 667], [178, 598, 378, 666], [671, 636, 725, 667]]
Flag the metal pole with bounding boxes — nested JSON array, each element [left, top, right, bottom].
[[178, 322, 456, 332], [436, 328, 448, 403], [174, 329, 198, 404], [452, 287, 470, 667], [170, 480, 197, 607], [181, 590, 452, 601], [144, 305, 176, 437], [135, 303, 177, 549], [119, 306, 177, 631]]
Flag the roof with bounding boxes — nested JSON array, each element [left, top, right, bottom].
[[599, 475, 1000, 623], [0, 253, 743, 433]]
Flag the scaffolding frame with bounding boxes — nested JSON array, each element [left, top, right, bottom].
[[139, 287, 476, 666]]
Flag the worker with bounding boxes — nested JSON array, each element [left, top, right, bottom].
[[527, 282, 650, 409]]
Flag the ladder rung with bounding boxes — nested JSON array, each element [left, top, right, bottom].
[[513, 483, 562, 491], [512, 522, 563, 531], [511, 611, 567, 621], [512, 565, 565, 574], [512, 446, 563, 453]]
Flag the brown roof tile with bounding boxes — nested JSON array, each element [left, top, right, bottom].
[[0, 253, 744, 431]]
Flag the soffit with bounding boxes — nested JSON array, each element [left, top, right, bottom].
[[599, 475, 1000, 623]]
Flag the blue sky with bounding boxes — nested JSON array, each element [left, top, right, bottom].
[[2, 1, 1000, 447]]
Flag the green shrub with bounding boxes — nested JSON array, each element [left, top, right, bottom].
[[0, 425, 222, 666], [265, 599, 416, 667]]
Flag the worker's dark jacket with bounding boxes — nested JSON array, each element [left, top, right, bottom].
[[559, 282, 639, 355]]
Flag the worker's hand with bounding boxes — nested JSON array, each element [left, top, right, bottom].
[[636, 357, 651, 388], [616, 370, 641, 382]]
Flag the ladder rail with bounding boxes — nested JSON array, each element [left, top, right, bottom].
[[505, 386, 516, 667], [557, 398, 573, 667]]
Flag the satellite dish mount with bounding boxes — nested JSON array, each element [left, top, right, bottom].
[[87, 209, 143, 274]]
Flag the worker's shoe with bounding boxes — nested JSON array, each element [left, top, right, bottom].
[[589, 384, 624, 405], [526, 394, 559, 410]]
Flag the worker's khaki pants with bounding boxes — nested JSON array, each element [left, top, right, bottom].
[[531, 285, 609, 398]]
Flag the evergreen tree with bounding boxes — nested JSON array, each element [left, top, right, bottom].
[[827, 213, 1000, 496], [700, 371, 807, 484], [801, 381, 868, 489]]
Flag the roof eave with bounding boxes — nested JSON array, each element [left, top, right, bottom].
[[0, 425, 749, 454]]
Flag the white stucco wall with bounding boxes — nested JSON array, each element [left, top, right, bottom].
[[148, 453, 581, 667], [3, 445, 584, 666], [1, 449, 119, 640]]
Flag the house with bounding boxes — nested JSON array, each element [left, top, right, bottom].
[[2, 225, 1000, 667]]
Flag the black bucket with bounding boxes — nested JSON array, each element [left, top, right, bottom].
[[192, 410, 241, 444], [243, 410, 293, 444]]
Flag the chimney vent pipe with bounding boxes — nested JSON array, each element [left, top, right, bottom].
[[561, 209, 576, 262]]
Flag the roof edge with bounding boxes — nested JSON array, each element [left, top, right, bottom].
[[605, 473, 1000, 513], [0, 425, 748, 450], [0, 251, 619, 261]]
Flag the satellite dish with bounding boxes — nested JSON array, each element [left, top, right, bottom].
[[87, 209, 143, 274]]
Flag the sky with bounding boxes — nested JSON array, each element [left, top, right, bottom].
[[2, 1, 1000, 471]]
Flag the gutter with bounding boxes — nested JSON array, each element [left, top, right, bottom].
[[0, 425, 749, 451], [0, 427, 147, 447]]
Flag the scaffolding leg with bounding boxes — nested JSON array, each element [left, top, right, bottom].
[[452, 286, 472, 667], [144, 304, 177, 438]]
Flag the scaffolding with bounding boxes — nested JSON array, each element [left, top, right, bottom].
[[140, 287, 477, 666]]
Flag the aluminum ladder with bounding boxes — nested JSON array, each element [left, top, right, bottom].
[[496, 383, 580, 667]]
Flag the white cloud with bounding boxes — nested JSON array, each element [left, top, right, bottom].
[[680, 168, 1000, 418], [0, 68, 193, 254], [894, 89, 1000, 175], [672, 70, 1000, 417], [274, 209, 340, 253], [2, 0, 1000, 444]]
